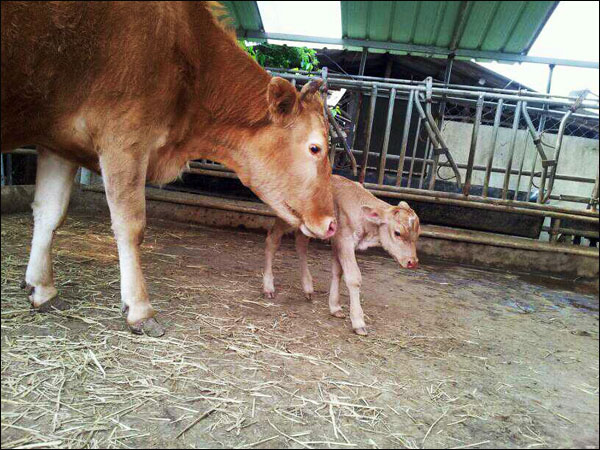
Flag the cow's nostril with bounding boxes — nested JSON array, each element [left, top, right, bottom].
[[325, 219, 337, 238]]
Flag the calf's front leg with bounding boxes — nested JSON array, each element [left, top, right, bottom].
[[263, 218, 286, 298], [99, 152, 163, 337], [294, 230, 313, 301], [335, 241, 367, 335]]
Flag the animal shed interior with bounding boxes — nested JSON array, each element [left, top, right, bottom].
[[1, 210, 598, 449]]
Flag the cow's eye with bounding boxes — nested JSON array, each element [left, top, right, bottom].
[[309, 144, 321, 155], [394, 231, 402, 238]]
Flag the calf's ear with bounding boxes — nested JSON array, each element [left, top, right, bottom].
[[361, 206, 386, 225], [267, 77, 299, 124], [398, 201, 410, 210]]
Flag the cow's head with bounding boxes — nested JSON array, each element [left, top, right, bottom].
[[362, 201, 421, 269], [241, 77, 336, 239]]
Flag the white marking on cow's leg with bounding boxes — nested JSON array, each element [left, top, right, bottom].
[[328, 247, 345, 318], [337, 243, 366, 334], [294, 230, 313, 301], [263, 219, 285, 299], [25, 149, 78, 308], [99, 153, 161, 335]]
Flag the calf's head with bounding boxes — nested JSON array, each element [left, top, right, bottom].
[[362, 201, 421, 269], [242, 77, 336, 239]]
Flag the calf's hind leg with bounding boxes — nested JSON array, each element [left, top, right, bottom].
[[263, 219, 288, 299], [23, 149, 78, 310], [99, 150, 164, 337]]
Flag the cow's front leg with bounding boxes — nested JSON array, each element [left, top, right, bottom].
[[99, 153, 164, 337], [263, 219, 286, 299], [24, 149, 78, 310], [294, 230, 313, 301], [336, 242, 367, 335]]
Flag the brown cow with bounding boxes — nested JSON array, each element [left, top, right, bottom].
[[1, 2, 336, 336], [263, 175, 420, 335]]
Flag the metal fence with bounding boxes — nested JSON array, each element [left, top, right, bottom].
[[194, 68, 599, 244], [3, 68, 599, 245]]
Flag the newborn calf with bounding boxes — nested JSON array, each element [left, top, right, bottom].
[[263, 175, 421, 335]]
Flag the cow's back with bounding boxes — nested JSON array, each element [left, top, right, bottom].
[[1, 1, 206, 153]]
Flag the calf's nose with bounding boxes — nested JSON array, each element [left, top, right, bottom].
[[407, 259, 419, 269]]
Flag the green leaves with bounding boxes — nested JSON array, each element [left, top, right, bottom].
[[239, 41, 319, 71]]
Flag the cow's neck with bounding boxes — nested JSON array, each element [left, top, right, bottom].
[[184, 34, 274, 181]]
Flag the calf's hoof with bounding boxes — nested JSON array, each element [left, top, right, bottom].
[[129, 317, 165, 337], [331, 310, 346, 319], [354, 327, 368, 336], [264, 291, 276, 299], [305, 293, 313, 302]]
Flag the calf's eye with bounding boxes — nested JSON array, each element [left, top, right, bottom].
[[309, 144, 321, 154], [394, 231, 402, 238]]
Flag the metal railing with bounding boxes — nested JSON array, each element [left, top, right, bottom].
[[196, 68, 599, 243]]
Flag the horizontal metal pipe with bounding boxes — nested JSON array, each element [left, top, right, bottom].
[[541, 226, 599, 239], [181, 166, 599, 222], [82, 184, 598, 258], [280, 74, 599, 109]]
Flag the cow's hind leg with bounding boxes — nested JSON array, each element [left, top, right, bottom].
[[263, 219, 286, 299], [99, 151, 164, 337], [24, 149, 78, 311], [294, 230, 313, 301]]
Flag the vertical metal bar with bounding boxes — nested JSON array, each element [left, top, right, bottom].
[[349, 52, 368, 152], [359, 48, 368, 76], [501, 100, 522, 200], [483, 99, 503, 197], [437, 54, 454, 131], [6, 154, 13, 186], [359, 84, 377, 184], [377, 88, 396, 185], [590, 167, 599, 212], [395, 89, 414, 187], [550, 218, 561, 243], [0, 154, 5, 186], [409, 117, 422, 189], [538, 167, 548, 204], [291, 78, 297, 87], [80, 168, 92, 185], [418, 134, 430, 190], [329, 125, 337, 167], [513, 133, 529, 201], [463, 94, 484, 196]]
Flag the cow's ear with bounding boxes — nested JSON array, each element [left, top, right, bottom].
[[397, 201, 410, 210], [361, 206, 386, 225], [267, 77, 298, 123]]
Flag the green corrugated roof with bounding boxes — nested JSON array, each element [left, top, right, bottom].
[[340, 1, 557, 55], [227, 1, 589, 66], [222, 1, 263, 32]]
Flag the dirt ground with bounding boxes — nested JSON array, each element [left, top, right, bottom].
[[1, 212, 599, 449]]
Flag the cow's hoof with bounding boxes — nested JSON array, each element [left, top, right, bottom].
[[264, 291, 276, 299], [35, 296, 71, 313], [121, 303, 129, 315], [129, 317, 165, 337], [354, 327, 368, 336], [331, 310, 345, 319], [305, 293, 313, 302]]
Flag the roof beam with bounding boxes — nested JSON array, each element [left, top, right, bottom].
[[239, 30, 599, 69]]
